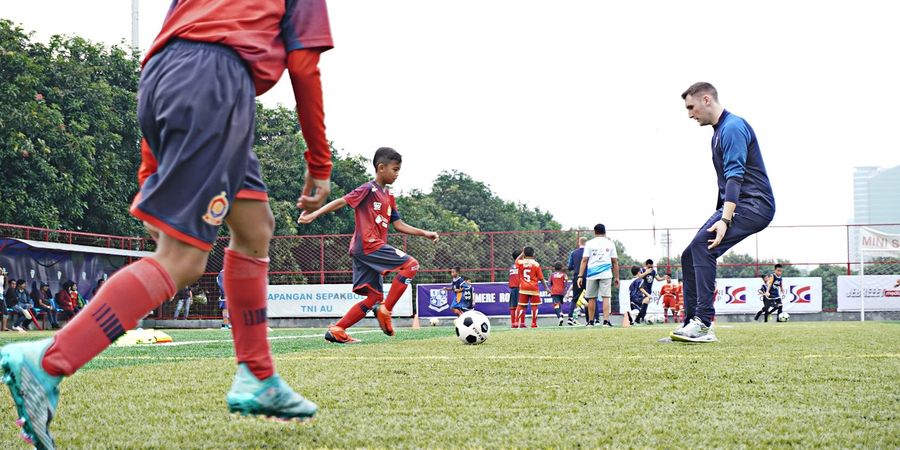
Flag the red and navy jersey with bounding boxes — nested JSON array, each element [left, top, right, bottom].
[[144, 0, 332, 96], [508, 264, 519, 288], [550, 271, 567, 295], [282, 0, 334, 52], [343, 181, 400, 255]]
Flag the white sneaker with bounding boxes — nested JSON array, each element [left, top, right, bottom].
[[12, 326, 25, 333], [671, 317, 717, 343]]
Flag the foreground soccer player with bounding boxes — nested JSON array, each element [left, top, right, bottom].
[[670, 82, 776, 343], [299, 147, 439, 343], [1, 1, 336, 447]]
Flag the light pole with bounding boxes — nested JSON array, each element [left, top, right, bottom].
[[131, 0, 140, 53]]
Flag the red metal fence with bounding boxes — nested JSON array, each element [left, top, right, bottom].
[[3, 222, 899, 318]]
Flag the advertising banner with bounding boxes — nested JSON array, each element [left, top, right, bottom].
[[618, 277, 822, 314], [837, 275, 900, 311], [415, 282, 571, 318], [267, 284, 413, 318]]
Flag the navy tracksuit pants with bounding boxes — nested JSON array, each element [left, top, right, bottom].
[[682, 200, 774, 326]]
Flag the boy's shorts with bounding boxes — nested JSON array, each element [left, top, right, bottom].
[[450, 301, 472, 312], [662, 295, 676, 309], [218, 299, 227, 309], [585, 278, 612, 298], [518, 293, 541, 307], [551, 294, 564, 304], [351, 244, 411, 295], [132, 39, 266, 251], [508, 287, 519, 308]]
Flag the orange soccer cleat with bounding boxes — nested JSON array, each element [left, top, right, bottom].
[[372, 303, 395, 336], [324, 325, 360, 344]]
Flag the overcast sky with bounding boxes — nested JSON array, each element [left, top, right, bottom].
[[4, 1, 898, 264]]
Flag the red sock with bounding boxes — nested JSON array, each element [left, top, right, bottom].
[[515, 306, 525, 326], [531, 307, 538, 325], [509, 309, 516, 325], [43, 258, 175, 376], [384, 258, 418, 311], [336, 291, 381, 329], [224, 248, 274, 380]]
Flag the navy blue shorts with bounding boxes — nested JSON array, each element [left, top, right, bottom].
[[218, 299, 226, 309], [508, 287, 519, 308], [133, 39, 267, 251], [551, 294, 564, 304], [351, 244, 411, 295], [451, 301, 472, 311]]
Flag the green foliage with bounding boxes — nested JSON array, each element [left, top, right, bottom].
[[431, 171, 560, 232], [717, 253, 802, 278], [0, 20, 143, 235], [809, 264, 848, 309]]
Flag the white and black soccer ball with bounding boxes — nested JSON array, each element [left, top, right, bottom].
[[777, 312, 790, 322], [455, 310, 490, 345], [429, 317, 440, 326], [646, 315, 656, 325]]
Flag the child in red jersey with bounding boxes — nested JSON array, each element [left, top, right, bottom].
[[516, 247, 549, 328], [300, 147, 439, 343], [549, 263, 569, 326]]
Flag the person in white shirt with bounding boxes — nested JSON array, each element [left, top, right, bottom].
[[577, 224, 619, 327]]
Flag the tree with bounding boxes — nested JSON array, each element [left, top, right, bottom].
[[0, 21, 143, 235], [809, 264, 847, 310]]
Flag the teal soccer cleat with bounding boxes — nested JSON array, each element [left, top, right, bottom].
[[1, 338, 62, 450], [226, 363, 318, 422]]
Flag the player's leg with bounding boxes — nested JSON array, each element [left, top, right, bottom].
[[375, 253, 419, 336], [224, 199, 318, 419], [516, 293, 527, 328], [327, 258, 381, 343], [530, 296, 539, 328], [552, 295, 563, 326], [509, 287, 518, 328]]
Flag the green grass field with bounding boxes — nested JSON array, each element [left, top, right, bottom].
[[2, 321, 899, 449]]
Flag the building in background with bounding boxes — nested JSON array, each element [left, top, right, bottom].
[[851, 165, 900, 261]]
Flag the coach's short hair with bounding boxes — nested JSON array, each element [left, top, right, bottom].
[[577, 236, 587, 245], [523, 246, 535, 257], [681, 82, 718, 101], [373, 147, 402, 169], [593, 224, 606, 234]]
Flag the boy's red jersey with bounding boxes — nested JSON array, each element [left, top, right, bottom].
[[508, 265, 519, 288], [550, 271, 567, 295], [516, 258, 544, 295]]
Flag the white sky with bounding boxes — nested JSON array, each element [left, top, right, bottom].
[[4, 0, 899, 265]]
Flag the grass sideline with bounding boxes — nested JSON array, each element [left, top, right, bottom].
[[1, 321, 899, 449]]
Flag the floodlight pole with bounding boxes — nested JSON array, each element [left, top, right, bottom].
[[131, 0, 140, 53]]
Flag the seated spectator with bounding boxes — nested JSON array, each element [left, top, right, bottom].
[[2, 278, 16, 331], [33, 282, 60, 329], [12, 278, 34, 332], [56, 282, 76, 321]]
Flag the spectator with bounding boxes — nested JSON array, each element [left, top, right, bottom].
[[68, 283, 86, 314], [173, 285, 194, 320], [13, 278, 34, 332], [56, 282, 76, 321], [2, 278, 17, 331], [89, 278, 105, 301], [34, 282, 60, 329]]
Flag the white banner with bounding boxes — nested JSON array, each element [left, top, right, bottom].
[[837, 275, 900, 311], [267, 284, 413, 318], [860, 227, 900, 256], [619, 277, 823, 314]]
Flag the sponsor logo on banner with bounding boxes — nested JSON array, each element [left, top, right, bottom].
[[429, 289, 449, 312], [885, 290, 900, 298], [723, 286, 746, 304], [788, 285, 812, 303]]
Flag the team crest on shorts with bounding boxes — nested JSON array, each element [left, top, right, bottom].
[[202, 191, 229, 226]]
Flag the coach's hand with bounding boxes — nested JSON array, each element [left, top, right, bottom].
[[577, 277, 583, 289], [297, 171, 331, 213], [707, 220, 728, 249]]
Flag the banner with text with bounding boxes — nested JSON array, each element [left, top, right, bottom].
[[860, 227, 900, 256], [837, 275, 900, 311], [618, 277, 822, 314], [267, 284, 413, 318], [416, 282, 571, 318]]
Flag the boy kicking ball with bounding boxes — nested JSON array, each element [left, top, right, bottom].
[[299, 147, 438, 343]]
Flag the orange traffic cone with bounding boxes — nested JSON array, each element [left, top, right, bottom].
[[412, 313, 420, 329]]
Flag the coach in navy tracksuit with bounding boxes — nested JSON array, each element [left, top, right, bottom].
[[671, 82, 775, 343]]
